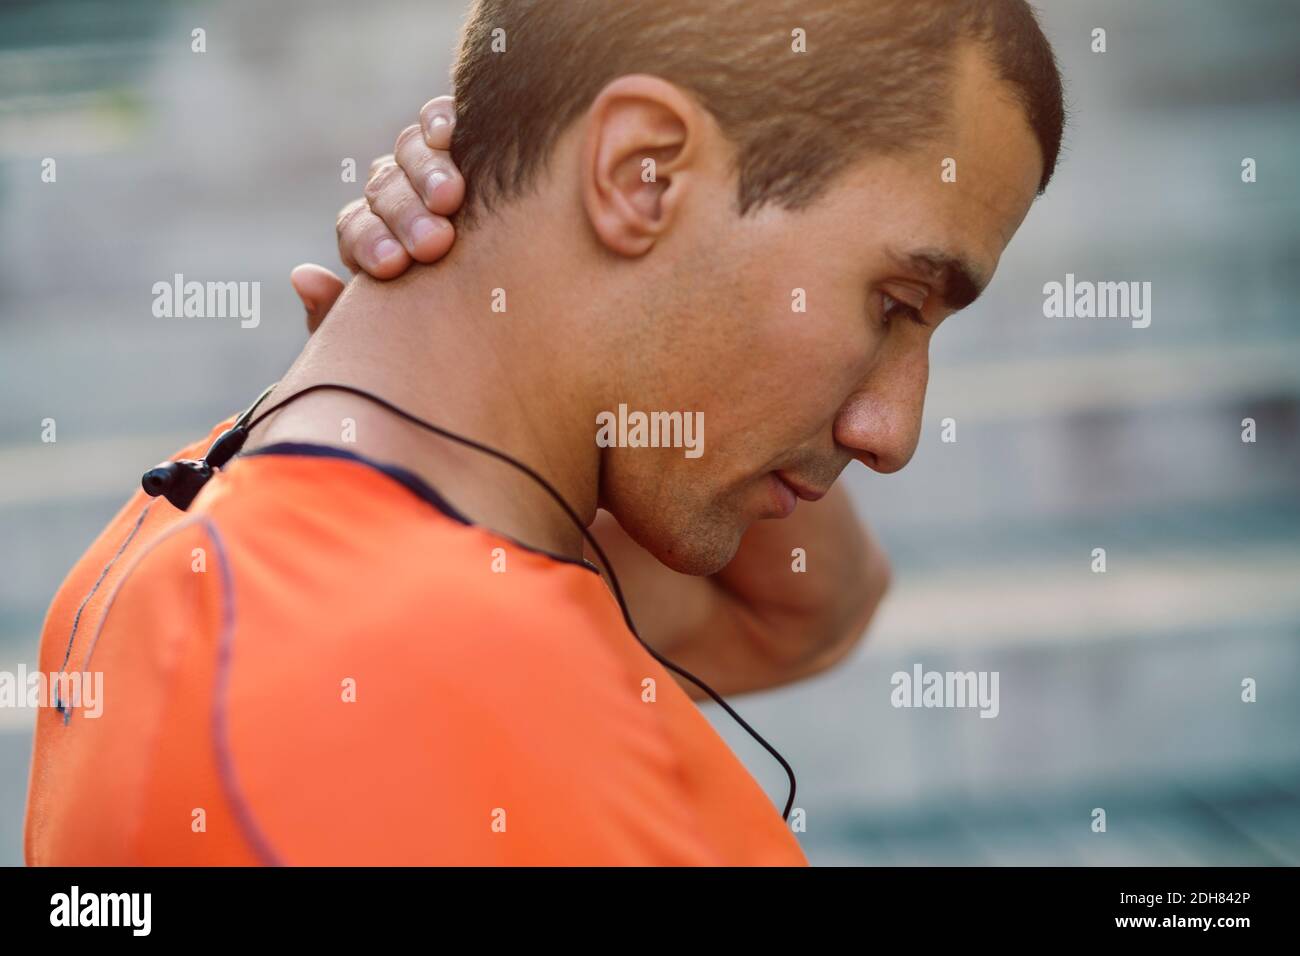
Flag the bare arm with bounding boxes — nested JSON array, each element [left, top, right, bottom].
[[586, 484, 889, 699]]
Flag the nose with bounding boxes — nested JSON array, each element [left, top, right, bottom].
[[832, 335, 929, 475]]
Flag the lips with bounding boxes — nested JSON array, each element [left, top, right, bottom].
[[775, 472, 827, 502]]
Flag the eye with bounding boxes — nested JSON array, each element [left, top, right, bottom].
[[880, 292, 928, 328]]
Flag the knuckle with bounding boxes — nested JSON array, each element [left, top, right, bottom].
[[363, 163, 400, 202], [335, 199, 367, 235], [394, 124, 423, 151], [386, 195, 429, 232]]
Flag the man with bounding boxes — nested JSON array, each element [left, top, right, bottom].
[[26, 0, 1063, 865]]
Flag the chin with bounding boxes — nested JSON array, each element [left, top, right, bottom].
[[652, 541, 736, 577], [624, 506, 744, 577]]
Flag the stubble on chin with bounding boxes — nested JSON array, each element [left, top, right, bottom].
[[639, 492, 745, 577]]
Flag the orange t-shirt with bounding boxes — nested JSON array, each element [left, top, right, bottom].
[[24, 420, 808, 866]]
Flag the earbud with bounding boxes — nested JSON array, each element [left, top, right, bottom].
[[141, 458, 211, 510], [140, 424, 249, 511]]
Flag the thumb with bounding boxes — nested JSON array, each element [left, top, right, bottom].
[[290, 263, 347, 334]]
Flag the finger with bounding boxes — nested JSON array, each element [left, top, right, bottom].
[[290, 263, 346, 334], [363, 159, 455, 263], [419, 96, 456, 150], [368, 153, 395, 178], [394, 123, 465, 219], [335, 197, 410, 278]]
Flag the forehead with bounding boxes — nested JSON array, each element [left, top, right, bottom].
[[945, 44, 1044, 248], [818, 44, 1043, 282]]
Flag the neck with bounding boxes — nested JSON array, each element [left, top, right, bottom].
[[248, 247, 604, 557]]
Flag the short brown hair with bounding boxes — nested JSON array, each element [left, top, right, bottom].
[[450, 0, 1065, 225]]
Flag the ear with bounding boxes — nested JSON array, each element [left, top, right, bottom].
[[580, 75, 707, 257]]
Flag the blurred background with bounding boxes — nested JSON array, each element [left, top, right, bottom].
[[1, 0, 1297, 865]]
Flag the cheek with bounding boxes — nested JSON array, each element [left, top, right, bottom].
[[750, 281, 879, 398], [703, 303, 870, 453], [699, 236, 879, 429]]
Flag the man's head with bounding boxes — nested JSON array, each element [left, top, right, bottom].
[[446, 0, 1065, 574]]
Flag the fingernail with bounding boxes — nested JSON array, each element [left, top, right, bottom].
[[429, 114, 451, 128], [426, 170, 450, 197], [411, 217, 439, 244], [375, 238, 402, 263]]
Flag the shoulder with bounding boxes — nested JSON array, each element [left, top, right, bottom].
[[37, 418, 237, 674], [195, 450, 639, 691], [188, 496, 698, 862]]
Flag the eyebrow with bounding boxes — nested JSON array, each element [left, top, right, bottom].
[[893, 248, 990, 312]]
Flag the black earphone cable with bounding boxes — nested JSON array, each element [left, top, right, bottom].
[[239, 382, 798, 820]]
